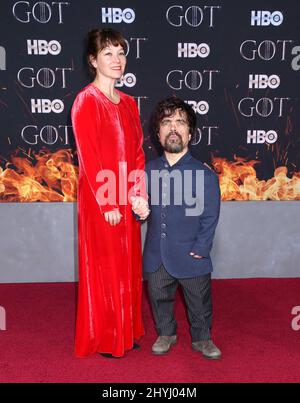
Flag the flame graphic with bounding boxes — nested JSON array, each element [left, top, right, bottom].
[[0, 149, 78, 202], [212, 156, 300, 201], [1, 150, 299, 201]]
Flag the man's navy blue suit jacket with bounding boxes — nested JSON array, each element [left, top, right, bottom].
[[143, 151, 221, 278]]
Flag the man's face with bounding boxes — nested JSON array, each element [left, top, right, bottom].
[[158, 109, 191, 153]]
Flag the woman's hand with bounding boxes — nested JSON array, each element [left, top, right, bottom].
[[131, 196, 150, 220], [104, 209, 123, 226]]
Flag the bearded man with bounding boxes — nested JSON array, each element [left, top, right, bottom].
[[143, 97, 221, 360]]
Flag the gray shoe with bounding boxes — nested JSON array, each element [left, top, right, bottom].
[[192, 339, 222, 360], [152, 335, 177, 355]]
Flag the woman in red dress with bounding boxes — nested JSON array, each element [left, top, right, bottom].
[[71, 28, 149, 358]]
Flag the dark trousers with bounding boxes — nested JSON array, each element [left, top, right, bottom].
[[146, 265, 212, 342]]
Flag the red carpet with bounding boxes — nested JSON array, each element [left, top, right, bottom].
[[0, 279, 299, 383]]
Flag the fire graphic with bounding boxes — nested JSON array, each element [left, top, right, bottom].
[[0, 148, 78, 202], [213, 156, 300, 201], [1, 150, 299, 201]]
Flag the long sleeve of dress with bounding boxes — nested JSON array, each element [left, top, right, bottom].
[[71, 92, 118, 214], [130, 98, 147, 200]]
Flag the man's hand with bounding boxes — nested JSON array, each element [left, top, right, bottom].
[[189, 252, 203, 259], [104, 209, 123, 226], [131, 196, 150, 220]]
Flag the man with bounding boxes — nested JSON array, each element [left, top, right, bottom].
[[143, 97, 221, 359]]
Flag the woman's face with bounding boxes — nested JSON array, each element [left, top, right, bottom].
[[91, 43, 126, 81]]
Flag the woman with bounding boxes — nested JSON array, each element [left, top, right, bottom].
[[71, 28, 149, 358]]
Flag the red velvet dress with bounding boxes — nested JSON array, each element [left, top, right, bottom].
[[71, 84, 145, 357]]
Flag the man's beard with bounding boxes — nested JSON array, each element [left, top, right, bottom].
[[163, 131, 184, 153]]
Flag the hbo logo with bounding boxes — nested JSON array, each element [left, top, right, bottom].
[[101, 7, 135, 23], [249, 74, 280, 89], [247, 130, 278, 144], [185, 100, 209, 115], [178, 43, 210, 58], [27, 39, 61, 55], [251, 11, 283, 26], [115, 73, 136, 88], [31, 99, 64, 113]]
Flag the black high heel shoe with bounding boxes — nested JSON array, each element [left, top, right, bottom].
[[99, 343, 140, 358], [99, 352, 120, 359]]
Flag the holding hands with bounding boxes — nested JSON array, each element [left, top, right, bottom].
[[104, 196, 150, 226], [131, 196, 150, 220]]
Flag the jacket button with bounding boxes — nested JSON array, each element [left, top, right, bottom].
[[161, 233, 166, 238], [161, 213, 166, 218], [161, 223, 166, 229]]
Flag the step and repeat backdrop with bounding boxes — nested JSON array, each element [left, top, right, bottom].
[[0, 0, 299, 202]]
